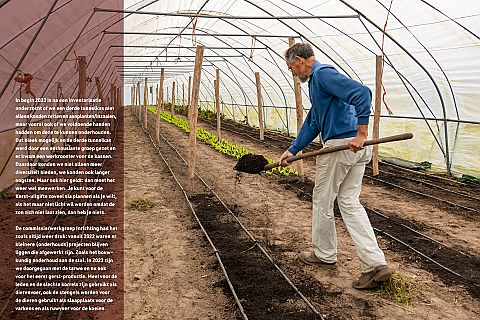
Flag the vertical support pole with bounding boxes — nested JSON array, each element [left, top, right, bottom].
[[156, 68, 164, 142], [144, 77, 148, 128], [171, 81, 176, 114], [78, 56, 87, 194], [166, 86, 169, 108], [116, 86, 120, 121], [373, 55, 383, 176], [95, 77, 108, 132], [131, 85, 134, 107], [187, 45, 205, 193], [254, 72, 264, 141], [183, 83, 185, 108], [289, 37, 303, 175], [215, 69, 221, 139], [111, 84, 115, 137], [137, 81, 141, 122], [187, 75, 192, 123]]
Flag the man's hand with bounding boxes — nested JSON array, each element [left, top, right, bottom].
[[279, 149, 294, 167], [348, 124, 368, 152]]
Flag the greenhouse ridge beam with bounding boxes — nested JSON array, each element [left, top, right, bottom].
[[105, 31, 300, 38], [112, 45, 267, 50], [95, 8, 358, 20]]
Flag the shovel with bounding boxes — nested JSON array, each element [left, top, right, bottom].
[[234, 133, 413, 174]]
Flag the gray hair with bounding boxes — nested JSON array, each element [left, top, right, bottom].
[[284, 43, 314, 63]]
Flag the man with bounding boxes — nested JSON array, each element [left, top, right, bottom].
[[279, 43, 391, 289]]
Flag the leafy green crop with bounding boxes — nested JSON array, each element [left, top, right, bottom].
[[147, 106, 297, 176]]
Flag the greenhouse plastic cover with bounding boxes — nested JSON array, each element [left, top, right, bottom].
[[1, 0, 479, 190]]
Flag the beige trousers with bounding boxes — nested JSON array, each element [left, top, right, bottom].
[[312, 138, 386, 272]]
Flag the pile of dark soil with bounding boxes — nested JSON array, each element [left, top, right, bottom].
[[234, 154, 269, 174]]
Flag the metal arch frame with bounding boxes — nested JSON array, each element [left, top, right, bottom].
[[109, 24, 292, 112], [374, 0, 459, 121], [109, 27, 290, 127], [278, 0, 451, 171], [419, 0, 480, 41], [2, 2, 476, 175], [266, 0, 453, 174], [336, 0, 451, 175], [357, 18, 446, 155], [260, 0, 363, 82], [0, 0, 60, 100]]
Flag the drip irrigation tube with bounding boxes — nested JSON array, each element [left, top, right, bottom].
[[143, 109, 325, 319]]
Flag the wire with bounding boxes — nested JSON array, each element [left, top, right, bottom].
[[380, 0, 394, 116]]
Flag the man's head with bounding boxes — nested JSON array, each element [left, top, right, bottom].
[[285, 43, 315, 83]]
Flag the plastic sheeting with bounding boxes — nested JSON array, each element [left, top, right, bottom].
[[1, 0, 479, 190]]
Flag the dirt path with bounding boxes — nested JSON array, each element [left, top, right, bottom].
[[147, 110, 480, 320], [123, 112, 233, 320]]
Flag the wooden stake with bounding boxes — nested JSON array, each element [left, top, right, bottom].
[[78, 56, 87, 194], [137, 81, 141, 122], [373, 55, 383, 176], [187, 45, 205, 193], [182, 83, 185, 107], [144, 77, 148, 128], [171, 81, 176, 114], [156, 68, 164, 142], [215, 69, 221, 139], [187, 75, 192, 123], [255, 72, 264, 141], [289, 37, 303, 175]]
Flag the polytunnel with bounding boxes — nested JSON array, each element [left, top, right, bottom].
[[1, 1, 480, 320], [2, 0, 480, 191]]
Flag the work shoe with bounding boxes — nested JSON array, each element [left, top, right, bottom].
[[298, 251, 336, 267], [352, 265, 392, 289]]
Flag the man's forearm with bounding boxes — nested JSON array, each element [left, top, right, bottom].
[[356, 124, 368, 139]]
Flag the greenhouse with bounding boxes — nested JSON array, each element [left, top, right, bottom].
[[0, 1, 479, 320]]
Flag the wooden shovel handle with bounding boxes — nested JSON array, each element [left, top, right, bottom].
[[264, 133, 413, 171]]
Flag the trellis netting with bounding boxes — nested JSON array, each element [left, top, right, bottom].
[[1, 0, 479, 190]]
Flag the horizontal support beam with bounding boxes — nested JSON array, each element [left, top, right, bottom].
[[112, 45, 267, 50], [117, 60, 227, 63], [113, 55, 242, 58], [95, 8, 359, 20], [105, 31, 300, 38]]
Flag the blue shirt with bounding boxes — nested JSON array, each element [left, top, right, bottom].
[[288, 61, 372, 155]]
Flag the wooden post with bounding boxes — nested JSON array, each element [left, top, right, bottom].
[[187, 75, 192, 123], [182, 83, 185, 108], [156, 68, 164, 142], [289, 37, 304, 175], [116, 86, 120, 120], [111, 84, 115, 137], [255, 72, 264, 141], [373, 55, 383, 176], [78, 56, 87, 194], [131, 85, 134, 107], [171, 81, 176, 114], [144, 77, 148, 128], [215, 69, 221, 139], [187, 45, 205, 193], [137, 81, 141, 122], [166, 86, 169, 109], [95, 77, 108, 132]]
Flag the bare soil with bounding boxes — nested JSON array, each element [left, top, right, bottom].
[[149, 110, 480, 319]]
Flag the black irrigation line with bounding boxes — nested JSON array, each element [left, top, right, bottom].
[[135, 113, 248, 320], [284, 181, 479, 289], [55, 110, 121, 320], [141, 110, 325, 319], [0, 115, 120, 320], [199, 117, 479, 210], [363, 175, 479, 214], [364, 165, 480, 202]]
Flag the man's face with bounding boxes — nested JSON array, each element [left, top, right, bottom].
[[287, 56, 308, 83]]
